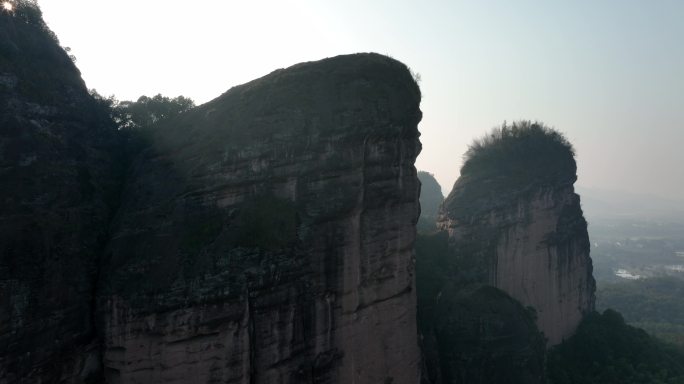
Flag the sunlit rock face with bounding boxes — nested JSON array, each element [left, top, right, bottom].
[[0, 7, 121, 383], [99, 53, 422, 383], [438, 124, 595, 347]]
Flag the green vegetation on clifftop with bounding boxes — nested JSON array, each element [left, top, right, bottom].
[[461, 120, 575, 181], [444, 121, 577, 219]]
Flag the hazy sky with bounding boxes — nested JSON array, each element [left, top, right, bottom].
[[37, 0, 684, 200]]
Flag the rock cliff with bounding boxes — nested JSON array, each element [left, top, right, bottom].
[[0, 6, 424, 382], [0, 4, 121, 382], [98, 53, 423, 383], [438, 122, 595, 346], [415, 232, 546, 384]]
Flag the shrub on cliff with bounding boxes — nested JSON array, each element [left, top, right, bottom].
[[461, 120, 576, 184], [114, 94, 195, 129], [1, 1, 82, 103], [444, 121, 578, 219], [2, 1, 54, 38], [89, 91, 196, 130]]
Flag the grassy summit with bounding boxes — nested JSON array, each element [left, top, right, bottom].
[[444, 121, 577, 218], [461, 120, 576, 183]]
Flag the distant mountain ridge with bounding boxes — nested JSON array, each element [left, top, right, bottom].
[[577, 186, 684, 221]]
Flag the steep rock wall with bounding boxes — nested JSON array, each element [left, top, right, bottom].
[[440, 182, 594, 345], [99, 53, 423, 383], [438, 124, 595, 346], [415, 233, 546, 384], [0, 6, 120, 383]]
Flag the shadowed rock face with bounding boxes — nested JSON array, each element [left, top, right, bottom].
[[429, 286, 545, 384], [415, 233, 546, 384], [0, 8, 423, 383], [438, 124, 595, 347], [99, 53, 423, 383], [0, 7, 120, 383]]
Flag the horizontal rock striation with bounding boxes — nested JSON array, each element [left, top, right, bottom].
[[99, 53, 423, 383]]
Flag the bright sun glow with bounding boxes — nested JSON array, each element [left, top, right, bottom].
[[2, 2, 12, 11]]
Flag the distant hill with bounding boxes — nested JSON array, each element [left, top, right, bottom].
[[597, 277, 684, 346], [417, 171, 444, 232], [548, 310, 684, 384], [577, 186, 684, 221]]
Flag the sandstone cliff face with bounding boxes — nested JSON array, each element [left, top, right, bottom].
[[0, 6, 120, 383], [415, 232, 546, 384], [438, 124, 595, 346], [99, 54, 422, 383]]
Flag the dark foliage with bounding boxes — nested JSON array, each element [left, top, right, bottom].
[[444, 121, 578, 219], [114, 94, 195, 129], [548, 310, 684, 384], [416, 232, 546, 384], [2, 1, 55, 40], [598, 277, 684, 346], [416, 231, 452, 326], [461, 120, 575, 178], [89, 91, 195, 130], [0, 1, 83, 104]]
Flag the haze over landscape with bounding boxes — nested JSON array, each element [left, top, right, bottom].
[[4, 1, 684, 382], [38, 0, 684, 201]]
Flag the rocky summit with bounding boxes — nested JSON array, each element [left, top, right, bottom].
[[0, 6, 423, 382], [99, 53, 423, 383], [417, 123, 595, 384], [438, 122, 595, 346]]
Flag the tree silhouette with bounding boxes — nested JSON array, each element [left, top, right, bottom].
[[114, 94, 195, 129], [89, 91, 195, 130]]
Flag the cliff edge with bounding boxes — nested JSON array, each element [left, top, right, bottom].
[[438, 121, 595, 346], [99, 53, 423, 383], [0, 4, 121, 382]]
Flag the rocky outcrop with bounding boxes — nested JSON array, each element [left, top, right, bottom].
[[438, 122, 595, 346], [417, 171, 443, 233], [0, 5, 121, 383], [0, 5, 424, 383], [98, 53, 423, 383]]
